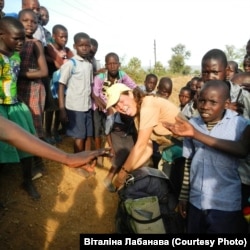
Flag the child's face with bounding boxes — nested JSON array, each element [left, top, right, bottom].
[[53, 30, 68, 48], [145, 77, 157, 93], [179, 90, 191, 106], [19, 12, 38, 37], [157, 83, 172, 99], [190, 79, 198, 91], [227, 64, 237, 80], [197, 86, 228, 123], [1, 27, 25, 53], [74, 38, 91, 58], [202, 58, 227, 81], [243, 59, 250, 73], [105, 56, 120, 77], [40, 8, 49, 26], [196, 80, 204, 95]]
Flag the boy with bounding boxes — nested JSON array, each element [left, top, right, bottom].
[[0, 16, 40, 200], [156, 76, 172, 99], [58, 32, 93, 177], [139, 73, 158, 94], [44, 24, 74, 144], [178, 80, 248, 233]]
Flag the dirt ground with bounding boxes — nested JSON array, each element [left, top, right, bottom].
[[0, 76, 189, 250]]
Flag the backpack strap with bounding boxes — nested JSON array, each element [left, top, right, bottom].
[[125, 166, 168, 186], [69, 58, 76, 74]]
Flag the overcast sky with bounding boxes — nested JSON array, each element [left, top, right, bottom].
[[5, 0, 250, 68]]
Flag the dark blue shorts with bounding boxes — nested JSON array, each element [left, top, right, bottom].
[[66, 109, 93, 139], [187, 203, 248, 233]]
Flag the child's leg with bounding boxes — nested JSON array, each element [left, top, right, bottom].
[[73, 138, 85, 153], [53, 110, 62, 143], [20, 156, 41, 200], [84, 136, 92, 151], [45, 110, 56, 144]]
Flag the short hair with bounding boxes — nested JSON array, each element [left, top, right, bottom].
[[202, 49, 228, 69], [73, 32, 90, 43], [180, 86, 192, 94], [18, 8, 38, 22], [201, 80, 230, 100], [0, 16, 24, 33], [158, 77, 172, 86], [105, 52, 119, 63], [90, 38, 98, 48], [52, 24, 67, 35], [228, 60, 239, 72], [145, 73, 158, 82]]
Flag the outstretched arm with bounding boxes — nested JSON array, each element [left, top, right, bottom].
[[0, 116, 111, 168], [163, 116, 250, 157]]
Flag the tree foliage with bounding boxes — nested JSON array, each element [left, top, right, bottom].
[[224, 45, 245, 64], [118, 43, 245, 84], [168, 44, 191, 75]]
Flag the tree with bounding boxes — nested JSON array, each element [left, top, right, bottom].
[[224, 45, 245, 64], [121, 57, 146, 84], [168, 44, 191, 74], [151, 61, 167, 76]]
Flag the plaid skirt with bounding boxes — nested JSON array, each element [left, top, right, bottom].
[[18, 81, 46, 138]]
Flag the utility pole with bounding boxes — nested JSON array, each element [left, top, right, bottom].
[[154, 39, 156, 66]]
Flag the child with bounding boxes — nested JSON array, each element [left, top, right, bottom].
[[91, 52, 137, 167], [44, 24, 74, 144], [39, 6, 52, 44], [172, 80, 248, 233], [243, 54, 250, 73], [227, 60, 239, 80], [156, 76, 172, 99], [22, 0, 47, 47], [150, 76, 174, 169], [17, 9, 48, 140], [178, 86, 195, 119], [139, 73, 158, 94], [0, 16, 41, 200], [17, 8, 48, 180], [58, 32, 93, 177], [89, 38, 105, 77]]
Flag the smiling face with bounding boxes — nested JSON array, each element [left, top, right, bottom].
[[114, 91, 137, 117]]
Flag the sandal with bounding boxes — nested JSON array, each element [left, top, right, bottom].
[[72, 168, 96, 178]]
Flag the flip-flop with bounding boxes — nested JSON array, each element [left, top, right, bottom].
[[72, 168, 96, 178]]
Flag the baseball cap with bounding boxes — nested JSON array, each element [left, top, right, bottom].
[[106, 83, 132, 109]]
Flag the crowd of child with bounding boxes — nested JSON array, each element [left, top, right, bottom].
[[0, 0, 250, 234]]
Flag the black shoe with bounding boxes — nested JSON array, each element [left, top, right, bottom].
[[22, 181, 41, 200]]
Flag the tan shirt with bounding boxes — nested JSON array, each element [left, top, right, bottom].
[[134, 95, 180, 147]]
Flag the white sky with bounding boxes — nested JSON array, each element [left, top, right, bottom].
[[4, 0, 250, 68]]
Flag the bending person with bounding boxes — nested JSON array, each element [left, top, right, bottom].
[[105, 83, 180, 190]]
